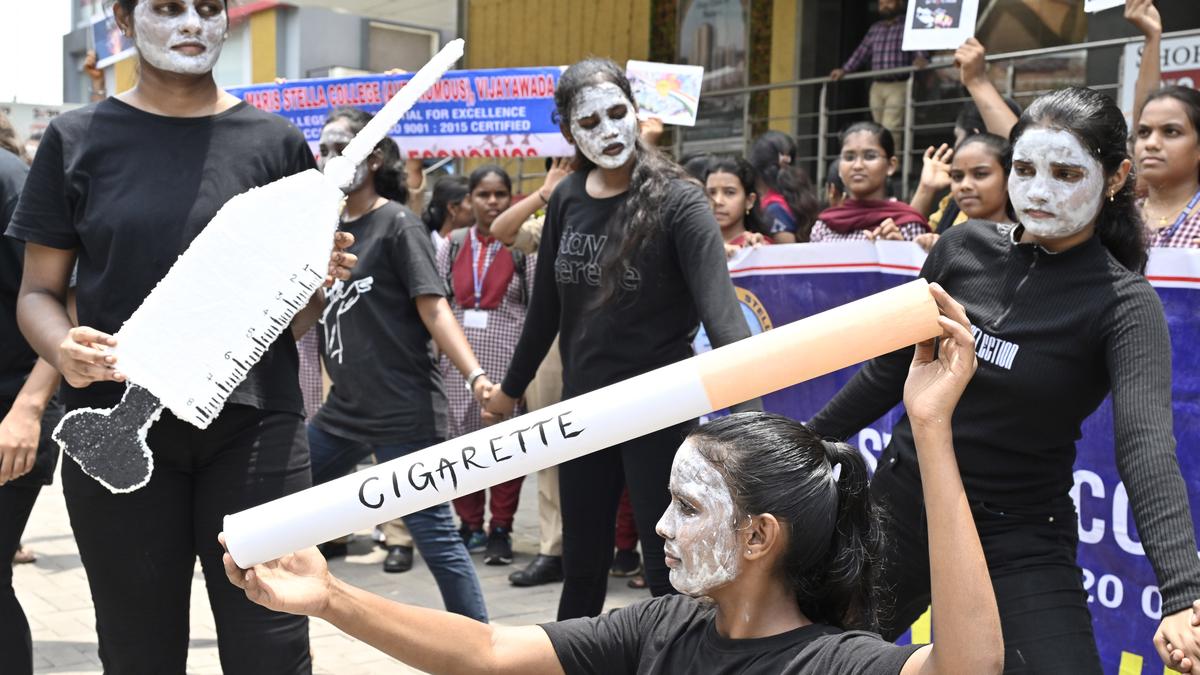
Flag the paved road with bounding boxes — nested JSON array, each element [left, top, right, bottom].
[[15, 467, 646, 673]]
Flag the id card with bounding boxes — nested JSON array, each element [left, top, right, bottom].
[[463, 309, 489, 330]]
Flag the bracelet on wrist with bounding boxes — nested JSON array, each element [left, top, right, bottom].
[[537, 189, 549, 204], [465, 367, 486, 392]]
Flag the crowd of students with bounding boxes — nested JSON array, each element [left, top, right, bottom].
[[1, 0, 1199, 673]]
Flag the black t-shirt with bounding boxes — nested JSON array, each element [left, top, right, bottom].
[[502, 172, 752, 400], [311, 201, 448, 444], [810, 220, 1200, 615], [541, 595, 920, 674], [0, 149, 36, 400], [6, 98, 316, 413]]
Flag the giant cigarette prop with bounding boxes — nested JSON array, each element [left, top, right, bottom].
[[223, 279, 940, 567], [52, 40, 466, 494]]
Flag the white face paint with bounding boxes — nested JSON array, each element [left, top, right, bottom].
[[132, 0, 227, 76], [568, 82, 638, 170], [655, 442, 741, 597], [317, 124, 369, 194], [1008, 128, 1106, 239]]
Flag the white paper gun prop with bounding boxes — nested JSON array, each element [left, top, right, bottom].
[[224, 279, 941, 567], [53, 40, 466, 494]]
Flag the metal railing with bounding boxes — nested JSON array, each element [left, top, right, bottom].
[[669, 27, 1200, 200]]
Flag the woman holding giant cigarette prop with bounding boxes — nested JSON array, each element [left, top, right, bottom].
[[223, 285, 1003, 674], [482, 58, 757, 619], [6, 1, 355, 671], [812, 87, 1200, 673]]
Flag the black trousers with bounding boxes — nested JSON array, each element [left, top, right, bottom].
[[872, 448, 1102, 674], [556, 420, 694, 620], [62, 405, 313, 675], [0, 398, 60, 675]]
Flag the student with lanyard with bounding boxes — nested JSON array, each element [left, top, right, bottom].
[[0, 134, 62, 675], [810, 122, 930, 243], [222, 285, 1005, 675], [1126, 0, 1200, 249], [6, 1, 355, 671], [810, 87, 1200, 673], [304, 108, 490, 618], [437, 164, 536, 566], [481, 58, 756, 620]]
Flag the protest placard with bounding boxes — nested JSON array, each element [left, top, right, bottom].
[[626, 60, 705, 126], [902, 0, 979, 52], [229, 67, 573, 159]]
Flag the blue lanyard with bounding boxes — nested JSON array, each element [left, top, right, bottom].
[[469, 227, 498, 305], [1162, 188, 1200, 241]]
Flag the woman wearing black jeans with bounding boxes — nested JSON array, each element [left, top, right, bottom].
[[810, 87, 1200, 673], [485, 58, 755, 620], [6, 1, 353, 672]]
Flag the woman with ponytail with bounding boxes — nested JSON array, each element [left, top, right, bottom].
[[812, 86, 1200, 673], [226, 285, 1003, 675], [481, 57, 755, 620], [422, 175, 473, 251], [747, 130, 819, 242], [303, 108, 490, 619]]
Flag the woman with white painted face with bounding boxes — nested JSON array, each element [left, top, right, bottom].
[[482, 58, 756, 620], [221, 283, 1004, 674], [811, 87, 1200, 673], [5, 1, 356, 672]]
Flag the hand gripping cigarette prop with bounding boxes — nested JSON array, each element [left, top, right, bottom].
[[52, 40, 467, 494], [223, 279, 941, 567]]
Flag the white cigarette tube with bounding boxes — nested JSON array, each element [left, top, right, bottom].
[[223, 279, 940, 567]]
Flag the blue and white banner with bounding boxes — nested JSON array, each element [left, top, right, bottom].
[[229, 67, 573, 159], [722, 241, 1200, 674]]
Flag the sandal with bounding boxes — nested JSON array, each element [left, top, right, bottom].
[[13, 545, 36, 565], [627, 574, 646, 589]]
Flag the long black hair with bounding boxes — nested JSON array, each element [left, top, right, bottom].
[[421, 175, 470, 233], [748, 131, 820, 240], [705, 157, 765, 234], [1011, 87, 1147, 272], [324, 107, 409, 204], [688, 412, 885, 632], [1140, 85, 1200, 182], [554, 58, 690, 307]]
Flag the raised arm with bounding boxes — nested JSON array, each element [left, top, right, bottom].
[[492, 158, 573, 246], [1125, 0, 1163, 128], [899, 285, 1002, 675], [220, 537, 564, 675], [955, 39, 1018, 139]]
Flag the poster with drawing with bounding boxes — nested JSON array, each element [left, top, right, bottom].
[[902, 0, 979, 52], [626, 60, 705, 126], [1085, 0, 1126, 13]]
